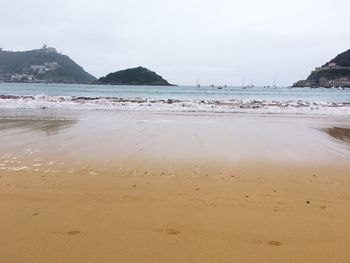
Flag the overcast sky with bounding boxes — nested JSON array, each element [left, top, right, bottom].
[[1, 0, 349, 86]]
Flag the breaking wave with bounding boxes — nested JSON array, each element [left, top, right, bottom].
[[0, 94, 350, 115]]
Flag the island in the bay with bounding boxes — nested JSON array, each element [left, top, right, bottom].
[[95, 66, 173, 86], [0, 45, 96, 84], [293, 49, 350, 88]]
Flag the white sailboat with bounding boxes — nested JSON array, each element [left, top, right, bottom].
[[272, 76, 277, 88], [241, 76, 246, 89], [196, 74, 201, 88], [247, 78, 255, 88]]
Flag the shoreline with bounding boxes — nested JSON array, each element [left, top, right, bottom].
[[1, 109, 350, 164], [0, 83, 350, 116], [1, 95, 349, 115]]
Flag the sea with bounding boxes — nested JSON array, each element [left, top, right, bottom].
[[0, 83, 349, 115]]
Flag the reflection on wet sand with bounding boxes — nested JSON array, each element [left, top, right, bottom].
[[1, 111, 350, 165], [0, 119, 77, 135], [325, 127, 350, 143]]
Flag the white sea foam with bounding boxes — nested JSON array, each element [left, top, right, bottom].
[[0, 94, 350, 115]]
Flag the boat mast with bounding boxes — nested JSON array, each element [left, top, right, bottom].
[[241, 76, 246, 87], [196, 74, 200, 87]]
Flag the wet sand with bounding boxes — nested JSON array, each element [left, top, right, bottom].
[[1, 109, 350, 262], [325, 127, 350, 143]]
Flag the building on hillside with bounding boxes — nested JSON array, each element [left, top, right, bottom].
[[40, 44, 57, 53]]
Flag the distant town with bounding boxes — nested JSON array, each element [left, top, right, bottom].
[[0, 61, 59, 83], [0, 45, 96, 84], [293, 62, 350, 88], [0, 45, 60, 83]]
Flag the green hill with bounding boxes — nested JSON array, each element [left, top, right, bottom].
[[328, 49, 350, 67], [95, 66, 173, 86], [0, 46, 96, 83], [293, 49, 350, 88]]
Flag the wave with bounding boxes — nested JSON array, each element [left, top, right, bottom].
[[0, 94, 350, 115]]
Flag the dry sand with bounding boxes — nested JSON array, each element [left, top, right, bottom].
[[0, 109, 350, 263]]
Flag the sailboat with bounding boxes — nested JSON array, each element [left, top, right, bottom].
[[247, 78, 255, 88], [242, 77, 254, 89], [196, 75, 201, 88], [272, 76, 277, 89], [265, 76, 277, 88], [242, 76, 246, 89]]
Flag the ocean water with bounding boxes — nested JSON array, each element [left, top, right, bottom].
[[0, 83, 349, 115]]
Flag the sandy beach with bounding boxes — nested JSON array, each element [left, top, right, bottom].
[[1, 109, 350, 263]]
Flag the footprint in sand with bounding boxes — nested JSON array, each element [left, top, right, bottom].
[[67, 231, 80, 236], [155, 228, 181, 235], [268, 241, 282, 246], [166, 229, 181, 235]]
